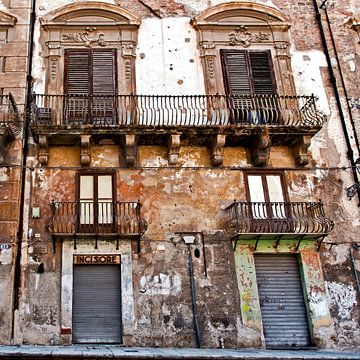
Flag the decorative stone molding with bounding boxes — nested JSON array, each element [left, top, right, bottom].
[[0, 10, 17, 28], [80, 135, 91, 166], [38, 135, 49, 166], [211, 134, 226, 166], [62, 27, 106, 47], [48, 55, 60, 81], [228, 26, 270, 47], [124, 134, 137, 167], [274, 42, 291, 59], [191, 2, 294, 96], [40, 2, 141, 28], [168, 134, 181, 165], [250, 129, 270, 167], [293, 135, 311, 167], [41, 3, 140, 96], [348, 16, 360, 42]]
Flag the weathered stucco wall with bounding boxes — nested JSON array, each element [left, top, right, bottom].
[[0, 0, 359, 351]]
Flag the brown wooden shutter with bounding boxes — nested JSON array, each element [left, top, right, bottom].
[[65, 49, 116, 96], [64, 49, 90, 95], [221, 49, 252, 95], [221, 49, 276, 95], [249, 51, 276, 95], [92, 49, 116, 95]]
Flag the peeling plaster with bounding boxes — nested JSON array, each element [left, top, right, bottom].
[[326, 281, 357, 320], [139, 273, 181, 295]]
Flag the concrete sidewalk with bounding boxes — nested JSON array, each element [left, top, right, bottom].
[[0, 346, 360, 359]]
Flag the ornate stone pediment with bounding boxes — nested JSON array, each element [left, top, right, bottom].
[[191, 2, 290, 30], [0, 10, 17, 27], [348, 15, 360, 42], [40, 2, 141, 28]]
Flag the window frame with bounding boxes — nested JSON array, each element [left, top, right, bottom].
[[244, 171, 291, 228], [220, 49, 277, 96], [75, 171, 117, 233]]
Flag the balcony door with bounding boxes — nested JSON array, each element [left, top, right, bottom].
[[77, 173, 115, 233], [245, 173, 289, 232], [64, 49, 117, 125], [220, 50, 279, 123]]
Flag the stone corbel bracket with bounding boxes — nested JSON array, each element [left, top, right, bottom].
[[123, 134, 137, 167], [293, 135, 311, 167], [250, 129, 270, 167], [211, 134, 226, 166], [38, 135, 49, 166], [80, 135, 91, 166], [168, 134, 181, 165]]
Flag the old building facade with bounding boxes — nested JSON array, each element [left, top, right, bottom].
[[0, 0, 359, 351]]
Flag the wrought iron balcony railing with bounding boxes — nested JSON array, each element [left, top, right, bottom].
[[224, 201, 334, 237], [48, 200, 148, 236], [0, 93, 21, 136], [30, 94, 325, 128]]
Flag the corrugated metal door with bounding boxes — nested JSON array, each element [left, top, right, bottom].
[[255, 254, 311, 348], [73, 265, 122, 343]]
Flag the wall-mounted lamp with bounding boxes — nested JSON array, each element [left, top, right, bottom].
[[182, 235, 196, 244]]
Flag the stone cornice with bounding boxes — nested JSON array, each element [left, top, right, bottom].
[[0, 10, 17, 27]]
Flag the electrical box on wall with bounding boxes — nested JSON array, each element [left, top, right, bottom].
[[32, 207, 40, 219]]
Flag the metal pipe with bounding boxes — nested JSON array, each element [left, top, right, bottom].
[[312, 0, 360, 206], [350, 245, 360, 297], [12, 0, 36, 341], [188, 245, 201, 348], [320, 2, 360, 152]]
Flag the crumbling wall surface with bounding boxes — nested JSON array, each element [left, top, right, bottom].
[[0, 0, 30, 344], [132, 234, 242, 348], [14, 0, 360, 350], [322, 245, 360, 350]]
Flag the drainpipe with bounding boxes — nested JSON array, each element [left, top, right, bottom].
[[320, 1, 360, 152], [12, 0, 36, 341], [312, 0, 360, 206], [183, 235, 201, 348], [350, 245, 360, 297]]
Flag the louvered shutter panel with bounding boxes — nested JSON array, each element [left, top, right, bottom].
[[221, 50, 252, 95], [249, 51, 276, 95], [64, 49, 90, 123], [92, 49, 116, 95], [65, 49, 90, 95], [91, 49, 116, 124]]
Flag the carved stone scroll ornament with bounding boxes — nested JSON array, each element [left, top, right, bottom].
[[62, 27, 105, 47], [250, 129, 270, 167], [211, 134, 226, 166], [228, 26, 270, 47], [80, 135, 91, 166], [124, 134, 137, 167], [168, 134, 181, 165], [38, 135, 49, 166]]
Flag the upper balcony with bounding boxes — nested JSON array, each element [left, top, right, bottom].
[[224, 200, 334, 250], [30, 93, 326, 166]]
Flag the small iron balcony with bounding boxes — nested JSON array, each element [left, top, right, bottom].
[[224, 201, 334, 238], [30, 93, 325, 128], [0, 93, 21, 137], [48, 200, 148, 237]]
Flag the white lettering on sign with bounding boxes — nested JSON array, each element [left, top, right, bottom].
[[0, 244, 11, 250]]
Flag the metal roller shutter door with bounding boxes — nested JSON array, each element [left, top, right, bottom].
[[73, 265, 122, 343], [255, 254, 311, 348]]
